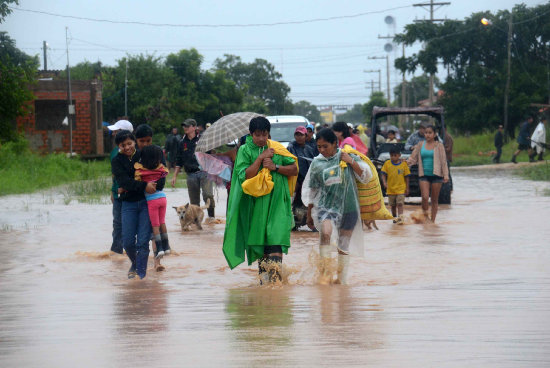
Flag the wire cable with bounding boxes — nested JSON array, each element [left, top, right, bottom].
[[10, 5, 413, 28]]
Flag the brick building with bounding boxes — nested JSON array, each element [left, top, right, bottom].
[[16, 79, 104, 155]]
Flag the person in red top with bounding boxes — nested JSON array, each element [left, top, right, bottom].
[[134, 145, 171, 259]]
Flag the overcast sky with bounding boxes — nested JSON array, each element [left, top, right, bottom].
[[2, 0, 543, 107]]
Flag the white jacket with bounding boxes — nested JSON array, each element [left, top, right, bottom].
[[530, 122, 546, 153]]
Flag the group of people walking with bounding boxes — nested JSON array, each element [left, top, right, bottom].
[[494, 114, 548, 164], [107, 115, 453, 285]]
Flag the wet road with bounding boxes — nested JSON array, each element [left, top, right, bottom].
[[1, 169, 549, 367]]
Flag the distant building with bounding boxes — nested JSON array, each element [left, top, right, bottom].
[[16, 78, 104, 156]]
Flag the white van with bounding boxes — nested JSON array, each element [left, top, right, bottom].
[[266, 115, 310, 147]]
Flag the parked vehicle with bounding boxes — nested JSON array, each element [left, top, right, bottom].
[[368, 106, 452, 204], [267, 115, 310, 148]]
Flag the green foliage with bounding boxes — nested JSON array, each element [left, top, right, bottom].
[[0, 138, 110, 195], [394, 3, 550, 136], [362, 91, 387, 120], [293, 100, 321, 122], [0, 0, 18, 22], [519, 162, 550, 182], [0, 32, 38, 142], [214, 54, 293, 115], [336, 103, 365, 125], [393, 74, 439, 107]]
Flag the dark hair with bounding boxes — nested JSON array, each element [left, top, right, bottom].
[[115, 130, 135, 145], [249, 116, 270, 134], [332, 122, 350, 138], [316, 128, 338, 144], [135, 124, 153, 138], [389, 145, 401, 155], [388, 130, 396, 135], [424, 124, 436, 133], [140, 145, 163, 170]]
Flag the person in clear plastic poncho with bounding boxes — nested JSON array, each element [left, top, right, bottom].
[[304, 128, 372, 284]]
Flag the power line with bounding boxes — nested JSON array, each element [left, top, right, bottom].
[[10, 5, 413, 28]]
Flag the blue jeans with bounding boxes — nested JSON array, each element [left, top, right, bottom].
[[187, 171, 215, 216], [121, 199, 151, 278], [110, 198, 123, 254]]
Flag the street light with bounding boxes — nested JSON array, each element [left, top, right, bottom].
[[480, 17, 492, 26]]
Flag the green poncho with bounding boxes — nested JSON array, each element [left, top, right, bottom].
[[223, 136, 296, 269]]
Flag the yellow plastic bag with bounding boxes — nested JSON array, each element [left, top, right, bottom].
[[341, 146, 393, 221], [242, 168, 274, 197]]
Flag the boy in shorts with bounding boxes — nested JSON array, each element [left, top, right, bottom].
[[381, 146, 410, 224]]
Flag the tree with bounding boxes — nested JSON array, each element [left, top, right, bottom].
[[393, 74, 440, 107], [0, 31, 38, 142], [101, 54, 182, 134], [214, 54, 293, 115], [362, 92, 387, 121], [293, 100, 321, 122], [0, 0, 18, 23], [336, 103, 366, 125], [165, 48, 243, 124], [394, 3, 550, 136]]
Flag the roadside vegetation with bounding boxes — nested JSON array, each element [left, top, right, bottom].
[[0, 137, 110, 196]]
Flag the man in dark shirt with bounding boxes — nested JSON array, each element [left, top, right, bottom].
[[493, 125, 504, 163], [170, 118, 215, 221], [164, 127, 181, 170], [305, 123, 319, 156], [287, 126, 315, 210], [511, 116, 534, 163]]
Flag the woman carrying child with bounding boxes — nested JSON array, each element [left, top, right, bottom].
[[134, 144, 171, 260], [406, 124, 449, 222], [111, 130, 160, 279], [304, 128, 372, 285]]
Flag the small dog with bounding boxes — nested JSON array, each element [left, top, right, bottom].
[[363, 220, 379, 230], [173, 199, 210, 231]]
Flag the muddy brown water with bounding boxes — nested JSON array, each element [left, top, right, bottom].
[[1, 169, 549, 367]]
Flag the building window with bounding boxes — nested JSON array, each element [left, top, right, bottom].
[[35, 100, 75, 130]]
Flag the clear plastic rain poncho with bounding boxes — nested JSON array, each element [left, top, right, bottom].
[[302, 149, 372, 256]]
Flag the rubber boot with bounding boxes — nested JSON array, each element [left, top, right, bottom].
[[258, 256, 269, 285], [319, 245, 332, 284], [153, 234, 164, 259], [135, 249, 150, 279], [538, 153, 544, 161], [161, 232, 171, 255], [511, 155, 517, 164], [336, 253, 350, 285], [266, 255, 283, 283]]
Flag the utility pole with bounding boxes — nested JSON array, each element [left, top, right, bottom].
[[65, 27, 74, 156], [368, 57, 391, 106], [42, 41, 47, 71], [364, 69, 381, 92], [124, 58, 128, 117], [503, 12, 513, 139], [414, 0, 450, 105]]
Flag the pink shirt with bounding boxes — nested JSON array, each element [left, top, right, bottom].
[[339, 137, 356, 149]]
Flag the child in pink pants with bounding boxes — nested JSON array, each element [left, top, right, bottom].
[[135, 145, 171, 259]]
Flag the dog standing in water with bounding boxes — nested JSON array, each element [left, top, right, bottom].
[[173, 199, 210, 231]]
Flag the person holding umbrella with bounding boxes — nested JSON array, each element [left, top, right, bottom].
[[223, 116, 298, 284], [171, 118, 215, 222]]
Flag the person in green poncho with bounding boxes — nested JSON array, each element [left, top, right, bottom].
[[223, 116, 298, 284]]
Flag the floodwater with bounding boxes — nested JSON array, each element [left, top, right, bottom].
[[1, 169, 550, 367]]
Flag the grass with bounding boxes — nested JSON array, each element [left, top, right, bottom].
[[518, 161, 550, 181], [452, 130, 549, 167], [0, 138, 110, 196]]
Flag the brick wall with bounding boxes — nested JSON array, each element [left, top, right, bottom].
[[16, 80, 103, 155]]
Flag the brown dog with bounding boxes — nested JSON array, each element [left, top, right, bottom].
[[173, 199, 210, 231]]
